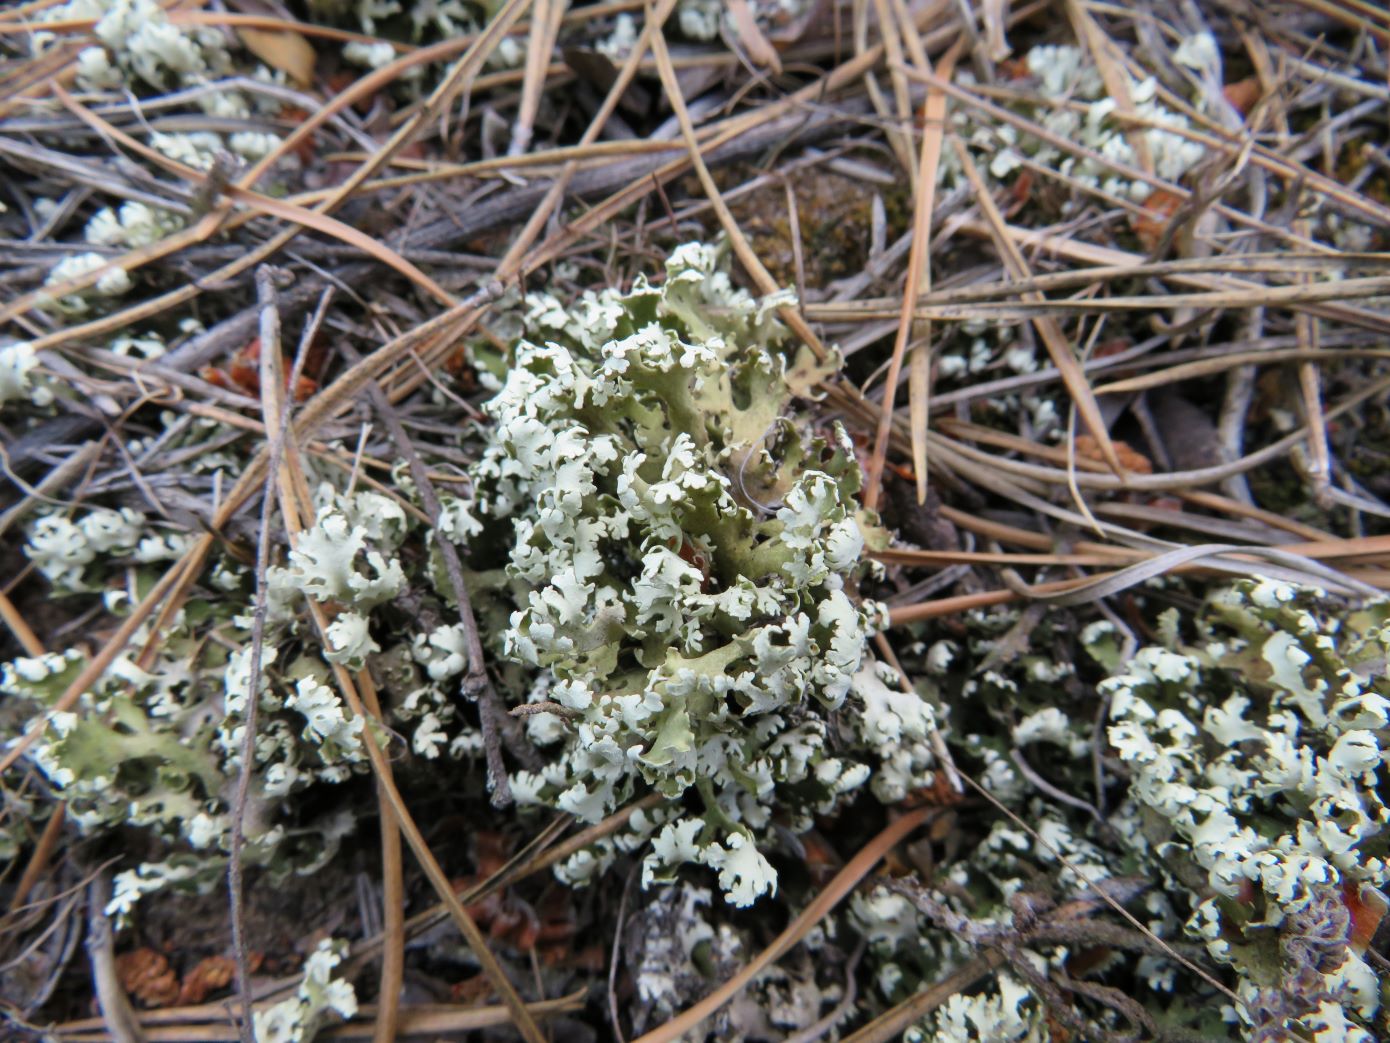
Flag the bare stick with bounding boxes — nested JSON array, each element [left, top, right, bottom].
[[226, 268, 316, 1042], [338, 342, 517, 807], [86, 871, 146, 1043]]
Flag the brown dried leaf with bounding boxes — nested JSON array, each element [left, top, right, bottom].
[[1131, 188, 1185, 253], [115, 948, 180, 1008], [1222, 75, 1263, 117], [177, 955, 238, 1005], [237, 28, 317, 88], [1076, 435, 1152, 474]]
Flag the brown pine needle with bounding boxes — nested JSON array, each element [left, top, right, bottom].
[[862, 36, 964, 511], [950, 137, 1124, 480]]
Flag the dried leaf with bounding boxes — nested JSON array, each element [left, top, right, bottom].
[[1222, 75, 1263, 117], [115, 948, 180, 1008], [177, 955, 237, 1005], [201, 337, 319, 402], [1346, 883, 1388, 954], [1076, 435, 1152, 474], [237, 27, 317, 88], [1131, 187, 1185, 252]]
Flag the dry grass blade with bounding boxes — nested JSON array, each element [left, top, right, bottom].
[[225, 268, 300, 1043], [887, 575, 1105, 622], [510, 0, 565, 157], [0, 10, 408, 45], [7, 803, 65, 918], [321, 677, 549, 1043], [855, 0, 914, 179], [806, 253, 1390, 316], [1092, 347, 1390, 395], [8, 0, 531, 348], [929, 366, 1390, 494], [1065, 0, 1151, 174], [0, 588, 44, 657], [727, 0, 782, 72], [896, 3, 957, 508], [839, 954, 1006, 1042], [496, 0, 681, 277], [86, 872, 146, 1043], [1030, 543, 1384, 605], [810, 276, 1390, 322], [1285, 0, 1390, 44], [887, 534, 1390, 623], [944, 219, 1390, 335], [876, 547, 1138, 567], [894, 64, 1390, 270], [0, 0, 69, 22], [0, 216, 229, 330], [356, 668, 405, 1043], [53, 992, 588, 1040], [1105, 108, 1390, 234], [871, 0, 920, 190], [267, 410, 548, 1043], [280, 0, 531, 214]]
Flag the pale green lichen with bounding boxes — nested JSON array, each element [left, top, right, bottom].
[[1096, 579, 1390, 1040], [0, 342, 55, 407], [42, 250, 132, 311], [911, 974, 1048, 1042], [1, 478, 424, 920], [948, 43, 1207, 203], [251, 939, 358, 1043], [461, 242, 935, 905], [86, 201, 184, 252]]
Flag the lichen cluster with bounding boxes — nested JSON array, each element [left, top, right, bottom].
[[1098, 580, 1390, 1041], [4, 233, 1386, 1038], [1, 492, 392, 920], [460, 242, 937, 904], [0, 244, 932, 929], [826, 581, 1390, 1041], [253, 938, 358, 1043], [23, 0, 288, 315], [948, 42, 1207, 204]]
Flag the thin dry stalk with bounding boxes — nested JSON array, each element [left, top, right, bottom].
[[226, 267, 301, 1043], [269, 418, 548, 1043], [355, 669, 405, 1043], [645, 6, 829, 361]]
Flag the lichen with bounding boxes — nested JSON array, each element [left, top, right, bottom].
[[1096, 579, 1390, 1040], [946, 43, 1207, 204], [459, 242, 936, 904], [251, 939, 358, 1043]]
